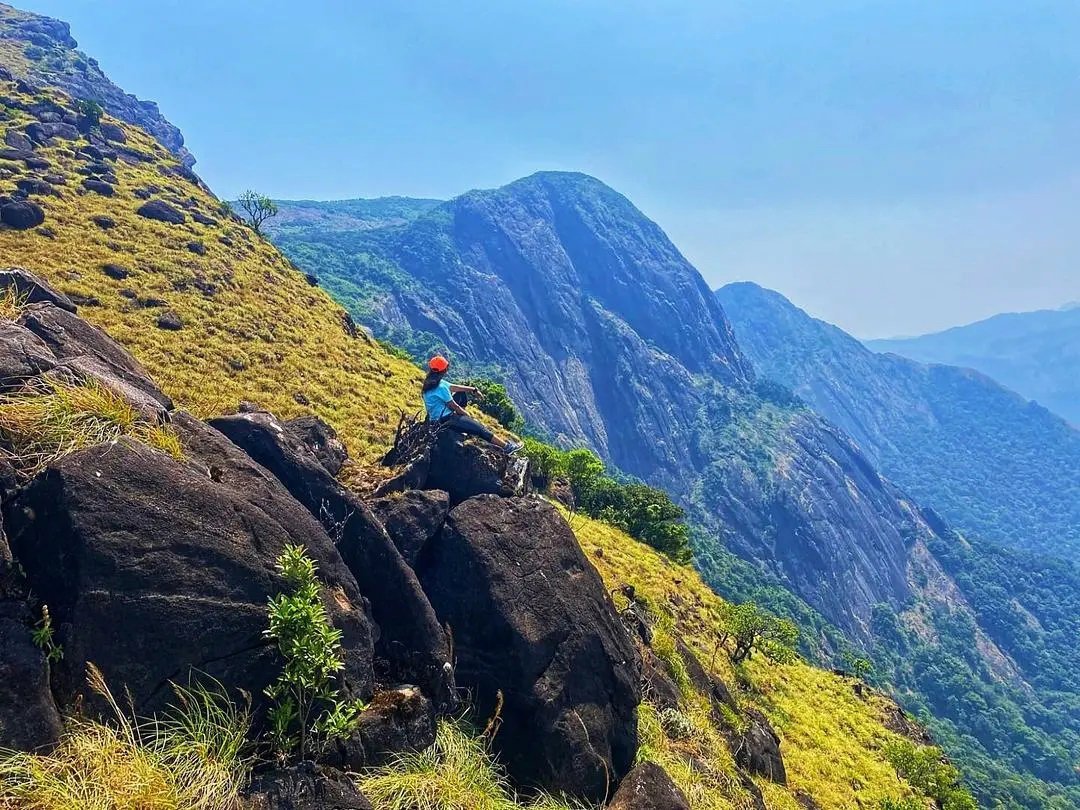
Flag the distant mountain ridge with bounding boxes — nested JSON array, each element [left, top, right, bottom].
[[718, 281, 1080, 558], [868, 303, 1080, 426]]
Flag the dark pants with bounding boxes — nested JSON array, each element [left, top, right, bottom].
[[440, 392, 494, 443]]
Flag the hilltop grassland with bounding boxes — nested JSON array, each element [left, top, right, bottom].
[[0, 79, 423, 462]]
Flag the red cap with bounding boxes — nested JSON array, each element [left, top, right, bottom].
[[428, 355, 449, 373]]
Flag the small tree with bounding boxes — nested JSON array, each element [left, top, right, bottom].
[[265, 544, 365, 760], [236, 190, 278, 234], [841, 648, 874, 681], [726, 602, 798, 665]]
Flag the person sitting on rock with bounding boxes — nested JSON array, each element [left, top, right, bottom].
[[422, 355, 523, 455]]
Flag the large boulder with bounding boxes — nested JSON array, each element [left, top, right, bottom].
[[368, 489, 449, 566], [0, 268, 74, 312], [0, 320, 56, 389], [210, 411, 455, 708], [0, 601, 63, 752], [730, 709, 787, 784], [415, 495, 641, 802], [3, 439, 375, 718], [608, 762, 690, 810], [426, 431, 530, 505], [18, 302, 172, 412], [241, 764, 373, 810]]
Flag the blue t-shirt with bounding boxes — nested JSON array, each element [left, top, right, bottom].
[[423, 380, 454, 421]]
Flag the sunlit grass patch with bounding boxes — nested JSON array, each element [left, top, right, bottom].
[[359, 719, 593, 810], [0, 287, 28, 322], [0, 377, 183, 475], [0, 665, 251, 810]]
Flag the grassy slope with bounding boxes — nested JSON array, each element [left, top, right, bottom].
[[576, 513, 928, 809], [0, 81, 421, 463], [0, 77, 943, 809]]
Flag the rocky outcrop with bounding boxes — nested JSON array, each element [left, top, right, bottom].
[[210, 410, 455, 708], [241, 764, 373, 810], [416, 495, 641, 802], [608, 762, 690, 810], [3, 438, 376, 718], [0, 6, 194, 167]]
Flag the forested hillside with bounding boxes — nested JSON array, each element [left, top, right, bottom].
[[717, 282, 1080, 557]]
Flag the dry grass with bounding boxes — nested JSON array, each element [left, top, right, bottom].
[[359, 719, 592, 810], [0, 77, 425, 463], [0, 376, 182, 475], [571, 509, 925, 810], [0, 666, 251, 810], [0, 287, 27, 322]]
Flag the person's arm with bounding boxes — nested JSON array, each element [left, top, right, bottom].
[[447, 397, 469, 416], [448, 383, 482, 398]]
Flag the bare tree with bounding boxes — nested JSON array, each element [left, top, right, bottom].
[[236, 189, 278, 234]]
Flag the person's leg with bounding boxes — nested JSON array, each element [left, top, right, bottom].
[[442, 413, 506, 447]]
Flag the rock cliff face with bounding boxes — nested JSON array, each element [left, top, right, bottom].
[[0, 3, 193, 166], [271, 173, 954, 641]]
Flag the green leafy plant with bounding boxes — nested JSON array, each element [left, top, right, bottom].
[[31, 603, 62, 664], [264, 544, 365, 760], [236, 190, 279, 234]]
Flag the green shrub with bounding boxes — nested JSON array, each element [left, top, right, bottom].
[[75, 98, 104, 133], [265, 544, 366, 760], [522, 441, 692, 563]]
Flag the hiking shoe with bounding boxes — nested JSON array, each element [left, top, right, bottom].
[[504, 440, 524, 456]]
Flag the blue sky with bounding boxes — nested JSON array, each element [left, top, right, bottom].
[[16, 0, 1080, 337]]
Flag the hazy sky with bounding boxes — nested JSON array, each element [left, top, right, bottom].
[[18, 1, 1080, 337]]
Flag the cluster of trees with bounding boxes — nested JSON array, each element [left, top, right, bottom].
[[882, 740, 977, 810], [523, 440, 693, 564]]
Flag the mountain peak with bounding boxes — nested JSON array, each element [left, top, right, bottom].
[[0, 2, 193, 166]]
